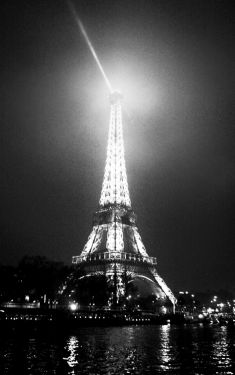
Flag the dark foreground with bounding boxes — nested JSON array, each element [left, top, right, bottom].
[[0, 323, 235, 374]]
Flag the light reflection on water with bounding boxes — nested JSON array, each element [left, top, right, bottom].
[[64, 336, 79, 372], [212, 326, 233, 374], [0, 325, 234, 374], [158, 324, 178, 372]]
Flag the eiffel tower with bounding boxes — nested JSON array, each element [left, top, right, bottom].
[[72, 91, 177, 312]]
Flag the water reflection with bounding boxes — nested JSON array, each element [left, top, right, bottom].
[[0, 325, 234, 374], [158, 324, 180, 373], [64, 336, 79, 372], [212, 327, 233, 374], [159, 324, 171, 368]]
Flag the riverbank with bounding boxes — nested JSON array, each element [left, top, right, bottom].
[[1, 307, 234, 329], [0, 307, 186, 327]]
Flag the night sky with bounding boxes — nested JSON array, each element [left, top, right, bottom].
[[1, 0, 234, 292]]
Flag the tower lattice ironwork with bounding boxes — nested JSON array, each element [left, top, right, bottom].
[[72, 91, 177, 310]]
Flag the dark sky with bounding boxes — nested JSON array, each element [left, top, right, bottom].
[[1, 0, 234, 292]]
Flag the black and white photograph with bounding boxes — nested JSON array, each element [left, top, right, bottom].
[[1, 0, 234, 374]]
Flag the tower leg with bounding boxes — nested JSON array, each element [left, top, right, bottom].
[[149, 268, 177, 312]]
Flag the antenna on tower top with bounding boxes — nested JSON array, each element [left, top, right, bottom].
[[67, 0, 113, 93]]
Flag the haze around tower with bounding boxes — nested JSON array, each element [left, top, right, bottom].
[[67, 0, 157, 116], [1, 0, 234, 293]]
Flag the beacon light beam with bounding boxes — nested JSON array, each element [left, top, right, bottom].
[[67, 0, 113, 93]]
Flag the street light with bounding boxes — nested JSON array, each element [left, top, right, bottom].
[[69, 302, 78, 311]]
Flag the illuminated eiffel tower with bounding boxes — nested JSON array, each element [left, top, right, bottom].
[[72, 91, 176, 311]]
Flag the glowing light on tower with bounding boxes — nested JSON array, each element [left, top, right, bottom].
[[71, 87, 176, 309], [100, 91, 131, 208], [68, 4, 177, 311]]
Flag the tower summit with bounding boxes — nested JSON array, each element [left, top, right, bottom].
[[72, 90, 177, 311]]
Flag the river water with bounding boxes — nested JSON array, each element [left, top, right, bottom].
[[0, 324, 234, 374]]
